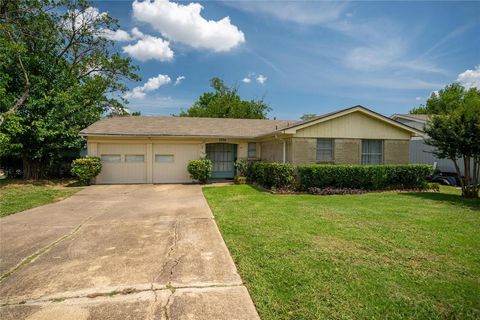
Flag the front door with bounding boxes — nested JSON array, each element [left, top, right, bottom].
[[206, 143, 237, 179]]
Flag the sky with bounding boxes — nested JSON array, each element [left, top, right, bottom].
[[92, 0, 480, 120]]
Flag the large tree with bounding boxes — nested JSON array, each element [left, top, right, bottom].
[[411, 83, 479, 198], [0, 0, 139, 179], [179, 77, 271, 119]]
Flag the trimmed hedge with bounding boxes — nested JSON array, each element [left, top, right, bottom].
[[248, 162, 295, 189], [297, 164, 433, 191], [71, 157, 102, 185], [187, 159, 212, 184]]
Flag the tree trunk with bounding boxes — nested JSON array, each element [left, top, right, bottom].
[[22, 157, 48, 180]]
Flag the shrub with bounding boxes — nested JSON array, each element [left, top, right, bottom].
[[71, 157, 102, 185], [234, 175, 247, 184], [307, 187, 367, 195], [249, 162, 295, 189], [297, 164, 433, 191], [234, 159, 250, 177], [187, 159, 212, 184], [427, 182, 441, 192]]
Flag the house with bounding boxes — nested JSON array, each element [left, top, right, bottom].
[[391, 113, 471, 175], [80, 106, 421, 184]]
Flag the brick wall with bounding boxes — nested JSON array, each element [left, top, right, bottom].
[[291, 138, 316, 164], [260, 138, 410, 165], [384, 140, 410, 164], [334, 139, 361, 164], [260, 139, 284, 162]]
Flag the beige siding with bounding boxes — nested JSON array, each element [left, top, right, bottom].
[[237, 142, 248, 159], [96, 143, 147, 184], [87, 137, 254, 184], [384, 140, 410, 164], [294, 112, 412, 140]]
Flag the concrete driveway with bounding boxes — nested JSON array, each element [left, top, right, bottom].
[[0, 185, 259, 320]]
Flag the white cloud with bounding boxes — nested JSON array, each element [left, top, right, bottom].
[[101, 29, 132, 41], [457, 65, 480, 89], [132, 0, 245, 52], [124, 74, 171, 99], [224, 1, 347, 25], [122, 35, 173, 62], [242, 77, 251, 83], [130, 27, 145, 39], [415, 97, 422, 101], [174, 76, 185, 86], [256, 74, 267, 84]]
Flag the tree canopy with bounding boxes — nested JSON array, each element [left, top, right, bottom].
[[179, 77, 271, 119], [300, 113, 317, 121], [0, 0, 139, 179], [414, 83, 480, 198]]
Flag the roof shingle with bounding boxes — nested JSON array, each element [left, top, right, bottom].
[[80, 116, 294, 138]]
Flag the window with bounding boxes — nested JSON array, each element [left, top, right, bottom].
[[155, 154, 174, 163], [125, 155, 144, 163], [101, 154, 121, 163], [248, 143, 257, 158], [316, 139, 333, 161], [362, 140, 383, 165]]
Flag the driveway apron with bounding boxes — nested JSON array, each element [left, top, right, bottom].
[[0, 184, 259, 320]]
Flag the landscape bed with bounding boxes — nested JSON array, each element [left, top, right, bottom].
[[203, 184, 480, 320]]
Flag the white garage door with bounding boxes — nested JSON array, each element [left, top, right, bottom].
[[153, 143, 200, 183], [97, 143, 147, 184]]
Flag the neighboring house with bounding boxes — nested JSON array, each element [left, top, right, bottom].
[[391, 113, 469, 175], [80, 106, 421, 184]]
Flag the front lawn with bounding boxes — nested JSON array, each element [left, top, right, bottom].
[[0, 180, 82, 218], [203, 185, 480, 320]]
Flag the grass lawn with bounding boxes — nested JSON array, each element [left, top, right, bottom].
[[203, 185, 480, 320], [0, 180, 82, 218]]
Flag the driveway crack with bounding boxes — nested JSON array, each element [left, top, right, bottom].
[[153, 220, 180, 283], [0, 216, 93, 283]]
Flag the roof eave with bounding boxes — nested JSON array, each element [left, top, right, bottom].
[[80, 133, 260, 139]]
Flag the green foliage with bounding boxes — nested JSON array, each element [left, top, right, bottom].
[[187, 159, 212, 184], [71, 157, 102, 185], [0, 0, 139, 179], [421, 83, 480, 198], [409, 105, 428, 114], [234, 159, 250, 176], [300, 113, 317, 121], [234, 176, 247, 184], [249, 162, 295, 189], [297, 164, 433, 191], [179, 77, 271, 119]]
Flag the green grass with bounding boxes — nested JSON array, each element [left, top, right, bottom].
[[0, 180, 82, 217], [203, 185, 480, 320]]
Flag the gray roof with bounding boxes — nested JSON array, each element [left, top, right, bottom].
[[80, 116, 294, 138], [392, 114, 429, 122]]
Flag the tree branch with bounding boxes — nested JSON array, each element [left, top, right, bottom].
[[5, 29, 30, 114]]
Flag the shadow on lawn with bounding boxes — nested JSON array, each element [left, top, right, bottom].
[[401, 191, 480, 211]]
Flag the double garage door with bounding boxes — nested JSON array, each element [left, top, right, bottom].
[[96, 143, 200, 184]]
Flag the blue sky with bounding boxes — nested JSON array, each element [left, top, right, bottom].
[[93, 0, 480, 120]]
